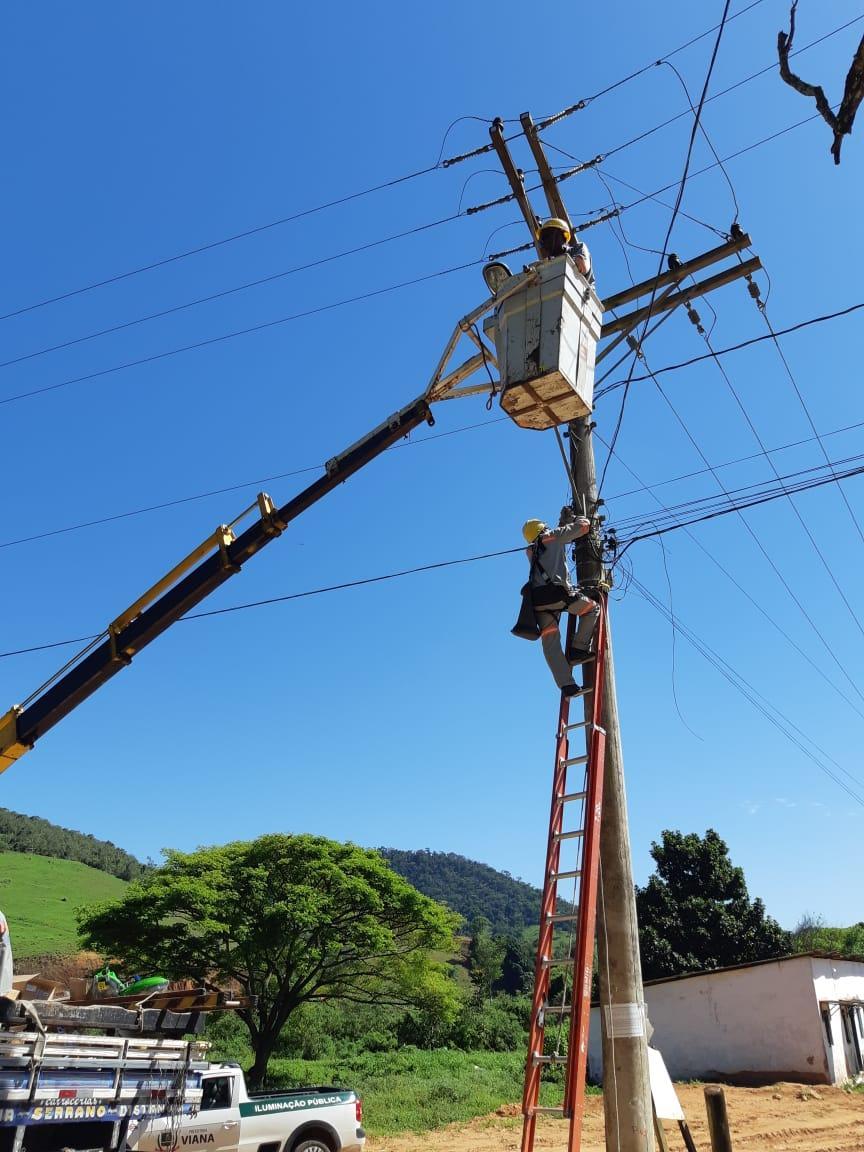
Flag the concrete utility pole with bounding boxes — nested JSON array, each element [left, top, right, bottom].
[[571, 418, 653, 1152]]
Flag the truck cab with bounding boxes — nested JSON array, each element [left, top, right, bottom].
[[130, 1065, 364, 1152]]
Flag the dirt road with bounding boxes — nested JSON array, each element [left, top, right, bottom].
[[368, 1083, 864, 1152]]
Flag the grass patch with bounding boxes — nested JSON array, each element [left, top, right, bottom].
[[265, 1049, 599, 1134], [0, 852, 127, 956]]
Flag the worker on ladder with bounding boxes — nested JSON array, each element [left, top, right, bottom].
[[536, 217, 593, 281], [518, 510, 600, 698]]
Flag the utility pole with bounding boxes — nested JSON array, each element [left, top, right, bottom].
[[475, 111, 760, 1152], [571, 417, 653, 1152]]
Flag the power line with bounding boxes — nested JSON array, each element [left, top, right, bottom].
[[744, 274, 864, 549], [538, 0, 767, 126], [599, 434, 864, 725], [0, 163, 443, 324], [0, 211, 466, 371], [0, 416, 508, 552], [0, 257, 483, 410], [0, 113, 845, 414], [605, 416, 864, 502], [0, 1, 773, 328], [678, 309, 864, 643], [631, 575, 864, 808], [610, 347, 864, 708], [0, 545, 524, 661], [595, 12, 864, 168], [653, 54, 864, 558], [595, 301, 864, 399], [597, 0, 733, 497], [614, 451, 864, 536]]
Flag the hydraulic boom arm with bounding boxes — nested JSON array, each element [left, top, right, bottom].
[[0, 395, 433, 772]]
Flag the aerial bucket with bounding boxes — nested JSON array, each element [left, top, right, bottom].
[[490, 254, 602, 430]]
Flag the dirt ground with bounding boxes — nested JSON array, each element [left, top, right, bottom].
[[367, 1083, 864, 1152]]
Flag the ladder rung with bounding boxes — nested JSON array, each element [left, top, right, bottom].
[[553, 829, 584, 842], [558, 790, 587, 803], [550, 869, 582, 881], [564, 719, 589, 732], [564, 754, 589, 767], [541, 956, 575, 968], [541, 1003, 571, 1015], [533, 1053, 569, 1065], [532, 1106, 566, 1115], [546, 911, 580, 922]]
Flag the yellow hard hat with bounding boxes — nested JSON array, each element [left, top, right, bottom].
[[537, 217, 571, 243], [522, 519, 547, 544]]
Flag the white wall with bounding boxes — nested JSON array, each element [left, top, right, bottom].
[[810, 956, 864, 1084], [588, 956, 833, 1085]]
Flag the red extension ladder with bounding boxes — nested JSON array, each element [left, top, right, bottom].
[[521, 597, 608, 1152]]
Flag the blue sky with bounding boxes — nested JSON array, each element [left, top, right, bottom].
[[1, 1, 862, 930]]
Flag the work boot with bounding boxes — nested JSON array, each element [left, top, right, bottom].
[[561, 683, 584, 698]]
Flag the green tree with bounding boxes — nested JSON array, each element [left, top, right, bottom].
[[78, 834, 457, 1085], [635, 829, 790, 981], [466, 916, 505, 1000], [790, 914, 864, 956], [493, 934, 534, 996]]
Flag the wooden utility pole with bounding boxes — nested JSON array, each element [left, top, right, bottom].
[[571, 418, 653, 1152], [480, 109, 760, 1152]]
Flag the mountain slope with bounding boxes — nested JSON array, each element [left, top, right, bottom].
[[0, 851, 128, 957], [379, 848, 542, 933], [0, 808, 144, 880]]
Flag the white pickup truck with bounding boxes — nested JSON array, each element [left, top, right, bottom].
[[128, 1064, 365, 1152]]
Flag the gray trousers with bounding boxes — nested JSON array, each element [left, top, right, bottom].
[[536, 594, 600, 689]]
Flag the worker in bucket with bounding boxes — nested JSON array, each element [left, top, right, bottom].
[[514, 509, 600, 697], [537, 218, 593, 280]]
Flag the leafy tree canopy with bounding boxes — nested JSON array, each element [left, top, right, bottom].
[[78, 834, 458, 1084], [790, 914, 864, 957], [636, 829, 790, 981]]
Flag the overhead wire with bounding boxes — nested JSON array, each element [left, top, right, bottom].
[[613, 451, 864, 536], [743, 274, 864, 549], [0, 545, 525, 662], [599, 434, 864, 725], [596, 0, 734, 498], [677, 296, 864, 643], [594, 301, 864, 400], [0, 0, 776, 329], [608, 342, 864, 707], [658, 52, 864, 554], [0, 113, 850, 412], [630, 574, 864, 808], [0, 257, 484, 409], [0, 416, 509, 552]]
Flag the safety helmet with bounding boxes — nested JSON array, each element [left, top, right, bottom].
[[537, 217, 571, 244], [522, 519, 547, 544]]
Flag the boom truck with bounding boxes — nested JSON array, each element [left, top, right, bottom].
[[1, 120, 759, 1152]]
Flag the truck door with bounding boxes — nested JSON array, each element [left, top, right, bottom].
[[166, 1074, 240, 1152]]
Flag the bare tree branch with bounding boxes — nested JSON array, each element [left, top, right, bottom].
[[778, 1, 864, 164]]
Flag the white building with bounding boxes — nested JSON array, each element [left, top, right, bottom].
[[588, 953, 864, 1086]]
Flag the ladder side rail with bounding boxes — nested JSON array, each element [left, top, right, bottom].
[[563, 599, 608, 1144], [520, 615, 579, 1152]]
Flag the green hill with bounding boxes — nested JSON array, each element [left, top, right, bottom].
[[0, 851, 127, 957], [378, 849, 545, 934], [0, 808, 144, 880]]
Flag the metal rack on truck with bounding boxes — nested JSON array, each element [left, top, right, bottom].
[[0, 1018, 208, 1152]]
